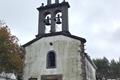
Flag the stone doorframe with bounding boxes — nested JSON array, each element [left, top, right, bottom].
[[41, 75, 62, 80]]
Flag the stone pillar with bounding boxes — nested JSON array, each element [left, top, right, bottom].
[[50, 11, 56, 33], [47, 0, 51, 5], [62, 6, 69, 32], [38, 11, 45, 36], [55, 0, 59, 3]]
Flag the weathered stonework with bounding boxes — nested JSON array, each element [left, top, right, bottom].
[[23, 35, 84, 80], [23, 0, 96, 80], [80, 43, 86, 80], [23, 34, 96, 80], [37, 1, 70, 36]]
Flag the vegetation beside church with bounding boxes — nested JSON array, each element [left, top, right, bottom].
[[93, 57, 120, 80], [0, 22, 23, 74]]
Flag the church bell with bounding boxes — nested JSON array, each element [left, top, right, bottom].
[[44, 16, 51, 25], [56, 14, 62, 24]]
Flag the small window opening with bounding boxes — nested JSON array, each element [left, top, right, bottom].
[[47, 51, 56, 68]]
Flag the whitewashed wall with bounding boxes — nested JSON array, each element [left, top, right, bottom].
[[23, 35, 84, 80], [85, 57, 96, 80]]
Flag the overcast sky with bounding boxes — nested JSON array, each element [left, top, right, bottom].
[[0, 0, 120, 61]]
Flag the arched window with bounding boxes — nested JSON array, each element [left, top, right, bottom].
[[47, 51, 56, 68]]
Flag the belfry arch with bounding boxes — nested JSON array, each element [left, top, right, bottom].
[[37, 0, 70, 36]]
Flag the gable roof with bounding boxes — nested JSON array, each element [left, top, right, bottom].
[[23, 32, 86, 47]]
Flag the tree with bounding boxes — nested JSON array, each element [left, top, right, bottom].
[[93, 57, 120, 80], [117, 59, 120, 77], [0, 24, 23, 74], [93, 57, 109, 79], [109, 59, 120, 79]]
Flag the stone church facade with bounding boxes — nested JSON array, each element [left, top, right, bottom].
[[23, 0, 96, 80]]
